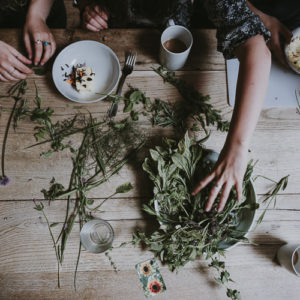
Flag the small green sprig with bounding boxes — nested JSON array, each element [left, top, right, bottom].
[[254, 174, 289, 227], [153, 66, 230, 133]]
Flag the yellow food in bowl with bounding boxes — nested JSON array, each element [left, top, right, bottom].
[[287, 36, 300, 72]]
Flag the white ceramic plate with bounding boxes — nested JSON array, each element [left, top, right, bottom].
[[285, 27, 300, 75], [52, 40, 120, 103]]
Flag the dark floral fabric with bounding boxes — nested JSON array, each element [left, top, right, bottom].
[[96, 0, 193, 29], [0, 0, 66, 28], [203, 0, 271, 59]]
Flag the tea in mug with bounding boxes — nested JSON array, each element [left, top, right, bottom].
[[163, 38, 187, 53]]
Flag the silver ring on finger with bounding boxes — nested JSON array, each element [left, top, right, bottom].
[[35, 39, 42, 45], [10, 68, 16, 75]]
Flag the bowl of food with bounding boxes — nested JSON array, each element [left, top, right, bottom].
[[146, 135, 257, 253], [285, 27, 300, 74], [52, 40, 120, 103]]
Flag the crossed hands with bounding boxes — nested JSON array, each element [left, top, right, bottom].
[[81, 4, 109, 31]]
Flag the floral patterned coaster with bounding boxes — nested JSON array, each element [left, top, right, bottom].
[[135, 258, 167, 297]]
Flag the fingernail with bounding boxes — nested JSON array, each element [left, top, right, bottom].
[[41, 62, 44, 66]]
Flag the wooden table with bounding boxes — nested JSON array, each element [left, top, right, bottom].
[[0, 29, 300, 300]]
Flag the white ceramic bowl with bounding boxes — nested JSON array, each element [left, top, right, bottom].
[[285, 27, 300, 75], [52, 40, 120, 103]]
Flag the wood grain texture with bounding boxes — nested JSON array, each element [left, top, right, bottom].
[[1, 27, 300, 300]]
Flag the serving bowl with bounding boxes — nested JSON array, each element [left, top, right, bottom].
[[154, 149, 257, 251]]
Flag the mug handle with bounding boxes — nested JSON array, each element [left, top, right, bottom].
[[166, 18, 175, 27]]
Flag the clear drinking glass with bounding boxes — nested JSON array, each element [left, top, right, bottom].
[[80, 219, 114, 253]]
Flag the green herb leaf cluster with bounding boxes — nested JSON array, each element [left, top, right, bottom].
[[134, 133, 256, 299]]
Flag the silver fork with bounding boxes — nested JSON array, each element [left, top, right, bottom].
[[109, 51, 137, 119]]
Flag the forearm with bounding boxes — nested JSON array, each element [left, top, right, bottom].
[[27, 0, 55, 21], [225, 35, 271, 149]]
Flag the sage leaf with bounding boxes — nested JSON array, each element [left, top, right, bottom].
[[116, 182, 133, 194]]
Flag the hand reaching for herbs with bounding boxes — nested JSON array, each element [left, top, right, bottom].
[[0, 41, 33, 82], [192, 34, 271, 212], [81, 4, 109, 32], [192, 143, 248, 212]]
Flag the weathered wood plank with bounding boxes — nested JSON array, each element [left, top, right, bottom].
[[0, 200, 300, 274], [0, 126, 299, 199], [1, 194, 300, 221], [0, 70, 230, 125], [1, 262, 300, 300]]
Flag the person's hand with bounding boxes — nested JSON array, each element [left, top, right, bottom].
[[82, 4, 109, 32], [0, 41, 33, 82], [192, 144, 248, 212], [23, 16, 56, 66], [260, 14, 292, 67]]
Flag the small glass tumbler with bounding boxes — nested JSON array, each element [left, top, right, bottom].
[[80, 219, 114, 253]]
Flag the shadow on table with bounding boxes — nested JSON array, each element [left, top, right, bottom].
[[249, 235, 286, 265], [135, 29, 161, 65]]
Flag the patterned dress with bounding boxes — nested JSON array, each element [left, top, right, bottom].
[[203, 0, 271, 59], [100, 0, 299, 59], [0, 0, 66, 28]]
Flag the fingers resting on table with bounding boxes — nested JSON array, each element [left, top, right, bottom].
[[82, 5, 109, 32], [0, 41, 33, 82]]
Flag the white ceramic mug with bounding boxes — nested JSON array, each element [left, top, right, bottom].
[[159, 19, 193, 71], [277, 243, 300, 277]]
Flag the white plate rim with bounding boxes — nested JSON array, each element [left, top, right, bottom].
[[52, 40, 121, 103]]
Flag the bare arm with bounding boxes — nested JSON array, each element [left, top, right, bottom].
[[24, 0, 56, 65], [192, 34, 271, 211], [27, 0, 55, 20]]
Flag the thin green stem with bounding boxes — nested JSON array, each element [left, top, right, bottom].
[[1, 98, 18, 178], [40, 206, 61, 288], [89, 192, 117, 211]]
